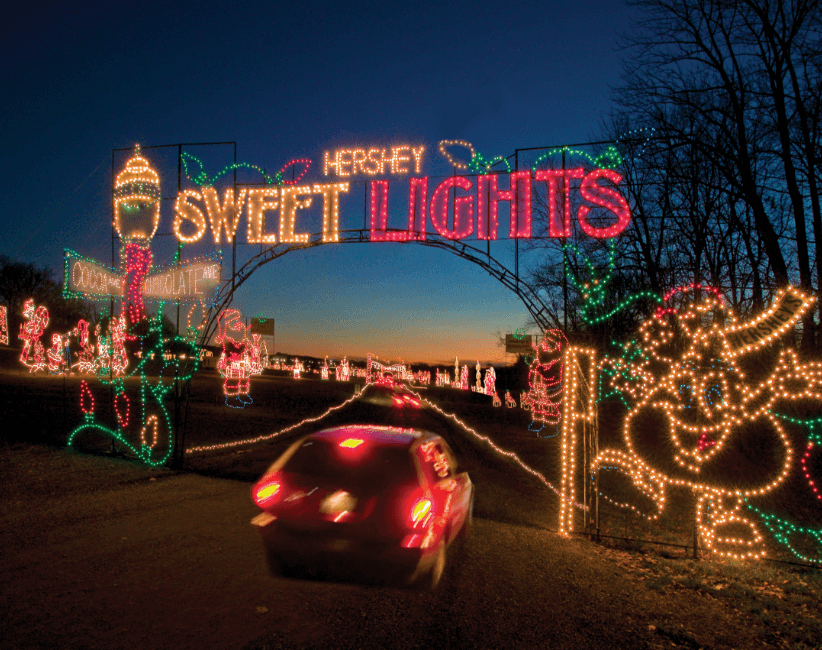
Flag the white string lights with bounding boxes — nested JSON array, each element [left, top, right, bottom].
[[313, 182, 349, 243], [279, 186, 313, 244], [592, 287, 821, 559], [203, 187, 247, 244], [113, 145, 161, 244], [559, 346, 597, 536], [323, 146, 425, 176]]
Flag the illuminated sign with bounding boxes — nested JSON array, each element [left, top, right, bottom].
[[142, 260, 221, 301], [323, 145, 426, 176], [505, 334, 533, 354], [172, 170, 630, 244], [64, 250, 222, 303], [80, 141, 632, 265], [66, 253, 124, 298]]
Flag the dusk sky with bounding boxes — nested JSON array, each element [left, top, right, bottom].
[[1, 1, 637, 365]]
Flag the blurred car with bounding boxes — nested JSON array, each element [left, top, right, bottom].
[[251, 424, 474, 588]]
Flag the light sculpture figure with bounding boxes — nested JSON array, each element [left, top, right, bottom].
[[72, 320, 96, 374], [114, 146, 161, 324], [47, 334, 67, 374], [483, 366, 496, 396], [590, 287, 821, 560], [216, 309, 253, 407], [109, 315, 128, 376], [95, 323, 112, 375], [525, 329, 567, 431], [322, 357, 329, 380], [505, 390, 516, 408], [68, 312, 201, 467], [0, 305, 8, 345], [18, 299, 49, 372]]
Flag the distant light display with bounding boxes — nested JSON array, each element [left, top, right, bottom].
[[0, 305, 8, 346]]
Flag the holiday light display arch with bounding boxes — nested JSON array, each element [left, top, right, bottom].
[[60, 136, 642, 468], [83, 139, 643, 349]]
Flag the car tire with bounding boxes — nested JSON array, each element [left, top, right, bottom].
[[420, 540, 446, 591]]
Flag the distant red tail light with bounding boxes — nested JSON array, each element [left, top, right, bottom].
[[253, 474, 283, 509]]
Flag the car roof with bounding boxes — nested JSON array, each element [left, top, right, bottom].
[[310, 424, 434, 448]]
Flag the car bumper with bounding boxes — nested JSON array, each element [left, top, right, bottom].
[[253, 517, 435, 583]]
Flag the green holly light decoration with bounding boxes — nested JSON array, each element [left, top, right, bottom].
[[68, 309, 201, 467]]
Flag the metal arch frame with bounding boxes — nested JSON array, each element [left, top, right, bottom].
[[201, 228, 558, 346]]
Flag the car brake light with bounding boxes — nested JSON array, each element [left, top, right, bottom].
[[339, 437, 364, 449], [253, 475, 283, 509], [410, 497, 432, 528], [393, 397, 404, 406]]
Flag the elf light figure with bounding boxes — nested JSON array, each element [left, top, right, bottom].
[[114, 145, 161, 325], [593, 287, 822, 559], [110, 315, 128, 376], [249, 334, 264, 376], [72, 320, 96, 374], [47, 334, 66, 374], [216, 309, 253, 408], [18, 299, 49, 372], [460, 365, 469, 390], [493, 390, 502, 407]]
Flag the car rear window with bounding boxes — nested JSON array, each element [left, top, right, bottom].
[[283, 438, 417, 486]]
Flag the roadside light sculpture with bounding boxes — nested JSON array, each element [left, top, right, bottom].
[[216, 309, 253, 408], [114, 145, 161, 325], [591, 286, 822, 560], [18, 299, 49, 372], [525, 329, 567, 434]]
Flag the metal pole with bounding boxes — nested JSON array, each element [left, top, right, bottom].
[[173, 144, 183, 466], [562, 150, 568, 331], [110, 150, 117, 454], [233, 143, 237, 293], [515, 150, 519, 292]]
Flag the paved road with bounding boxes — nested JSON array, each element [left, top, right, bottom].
[[3, 467, 663, 650], [1, 392, 756, 649]]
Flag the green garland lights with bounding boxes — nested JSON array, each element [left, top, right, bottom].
[[741, 411, 822, 564], [181, 152, 278, 188], [564, 238, 663, 328], [530, 145, 623, 173], [746, 502, 822, 565]]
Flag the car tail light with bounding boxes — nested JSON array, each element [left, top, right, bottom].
[[409, 495, 433, 529], [410, 498, 432, 526], [252, 474, 283, 509]]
